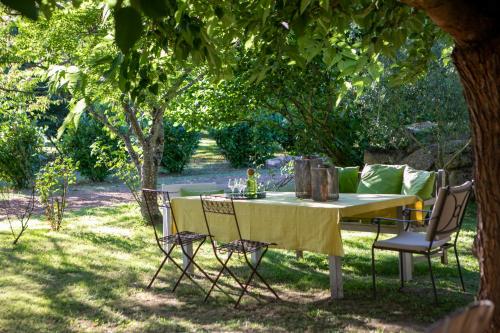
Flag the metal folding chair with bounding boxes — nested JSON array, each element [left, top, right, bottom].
[[200, 195, 280, 307], [143, 189, 213, 293], [371, 181, 474, 303]]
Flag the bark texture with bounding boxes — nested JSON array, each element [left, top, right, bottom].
[[453, 39, 500, 331], [402, 1, 500, 331], [139, 109, 165, 225]]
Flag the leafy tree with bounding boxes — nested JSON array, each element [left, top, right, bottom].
[[3, 0, 500, 328], [0, 3, 215, 223], [0, 111, 44, 188], [61, 113, 118, 181], [161, 121, 200, 173]]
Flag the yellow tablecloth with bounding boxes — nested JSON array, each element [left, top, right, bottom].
[[171, 192, 417, 257]]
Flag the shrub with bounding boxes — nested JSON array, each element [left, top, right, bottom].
[[0, 113, 43, 188], [61, 114, 118, 181], [211, 121, 278, 168], [36, 156, 77, 231], [161, 121, 200, 173]]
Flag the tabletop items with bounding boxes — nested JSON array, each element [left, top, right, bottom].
[[226, 168, 266, 200], [295, 157, 339, 202]]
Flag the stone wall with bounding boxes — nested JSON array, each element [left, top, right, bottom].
[[364, 139, 473, 185]]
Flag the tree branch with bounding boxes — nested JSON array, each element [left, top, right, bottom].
[[175, 72, 205, 96], [123, 103, 146, 145], [0, 86, 34, 94], [88, 107, 142, 175]]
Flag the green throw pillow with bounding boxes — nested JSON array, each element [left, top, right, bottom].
[[401, 166, 436, 200], [356, 164, 405, 194], [180, 184, 224, 197], [336, 166, 359, 193]]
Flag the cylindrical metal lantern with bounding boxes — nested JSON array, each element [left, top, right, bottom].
[[311, 167, 329, 202], [294, 157, 322, 198], [327, 166, 340, 201]]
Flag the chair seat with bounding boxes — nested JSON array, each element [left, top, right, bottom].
[[374, 231, 450, 252], [218, 239, 272, 254], [159, 231, 207, 245]]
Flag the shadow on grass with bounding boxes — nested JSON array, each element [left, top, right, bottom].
[[0, 203, 479, 332]]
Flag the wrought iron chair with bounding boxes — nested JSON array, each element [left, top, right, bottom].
[[200, 195, 280, 307], [426, 300, 494, 333], [371, 181, 474, 303], [143, 189, 213, 292]]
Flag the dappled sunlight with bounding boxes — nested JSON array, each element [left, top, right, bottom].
[[0, 203, 479, 332]]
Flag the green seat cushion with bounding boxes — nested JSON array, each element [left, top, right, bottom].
[[180, 184, 224, 197], [356, 164, 405, 194], [401, 166, 436, 200], [336, 166, 360, 193]]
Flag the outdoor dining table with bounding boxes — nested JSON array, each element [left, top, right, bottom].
[[167, 191, 417, 300]]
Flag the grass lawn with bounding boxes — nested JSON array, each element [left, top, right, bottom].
[[0, 203, 479, 332]]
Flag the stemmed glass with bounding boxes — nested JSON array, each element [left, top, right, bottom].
[[228, 179, 236, 194], [237, 178, 246, 194]]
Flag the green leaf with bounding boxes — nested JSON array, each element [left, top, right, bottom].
[[297, 35, 321, 61], [114, 7, 143, 54], [300, 0, 312, 14], [72, 99, 87, 129], [1, 0, 38, 20], [57, 99, 86, 139], [136, 0, 169, 19]]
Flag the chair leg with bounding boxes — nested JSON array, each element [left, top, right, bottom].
[[148, 255, 169, 289], [172, 240, 204, 292], [454, 245, 466, 292], [204, 251, 234, 303], [236, 248, 279, 308], [426, 254, 438, 304], [251, 249, 279, 301], [371, 246, 376, 298], [399, 251, 405, 291]]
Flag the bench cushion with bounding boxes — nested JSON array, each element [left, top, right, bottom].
[[356, 164, 405, 194], [337, 166, 359, 193], [180, 184, 224, 197], [401, 166, 436, 200]]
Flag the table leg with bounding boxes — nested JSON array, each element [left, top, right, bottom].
[[251, 248, 263, 267], [397, 206, 413, 281], [162, 206, 171, 255], [182, 243, 194, 275], [329, 255, 343, 299]]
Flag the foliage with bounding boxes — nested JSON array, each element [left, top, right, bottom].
[[0, 112, 44, 188], [61, 113, 118, 181], [92, 140, 141, 205], [357, 61, 469, 152], [211, 121, 279, 168], [36, 156, 76, 231], [161, 121, 200, 173], [0, 185, 36, 245]]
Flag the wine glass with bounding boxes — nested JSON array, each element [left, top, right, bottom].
[[228, 179, 236, 194], [238, 178, 246, 194]]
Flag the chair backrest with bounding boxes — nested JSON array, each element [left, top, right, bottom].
[[200, 195, 243, 242], [426, 300, 494, 333], [426, 180, 474, 242], [142, 189, 177, 247]]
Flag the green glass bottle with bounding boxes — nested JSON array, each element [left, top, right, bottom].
[[246, 168, 257, 198]]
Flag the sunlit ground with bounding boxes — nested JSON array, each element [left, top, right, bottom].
[[0, 203, 478, 332]]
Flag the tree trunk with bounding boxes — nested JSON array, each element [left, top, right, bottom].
[[452, 38, 500, 331], [140, 117, 165, 225]]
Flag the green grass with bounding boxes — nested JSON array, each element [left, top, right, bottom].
[[0, 204, 479, 332]]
